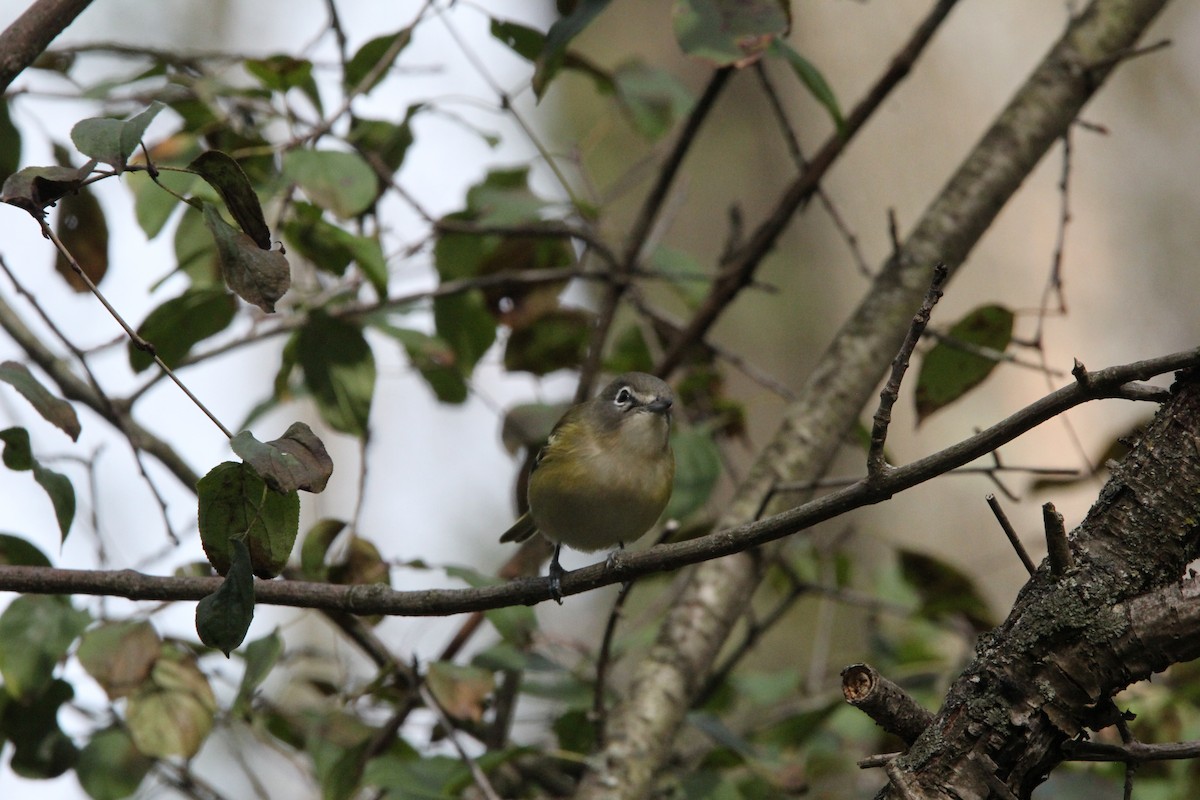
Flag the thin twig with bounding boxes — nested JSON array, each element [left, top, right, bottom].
[[593, 579, 634, 748], [927, 329, 1064, 376], [753, 62, 870, 277], [656, 0, 962, 377], [1062, 738, 1200, 762], [293, 1, 434, 147], [986, 494, 1038, 575], [867, 263, 949, 476], [578, 67, 734, 401], [417, 684, 503, 800], [39, 218, 234, 439]]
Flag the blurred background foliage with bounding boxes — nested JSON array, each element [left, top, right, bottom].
[[0, 0, 1196, 798]]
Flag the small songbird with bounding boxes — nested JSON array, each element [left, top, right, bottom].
[[499, 372, 675, 601]]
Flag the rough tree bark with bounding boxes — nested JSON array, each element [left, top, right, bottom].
[[878, 368, 1200, 798]]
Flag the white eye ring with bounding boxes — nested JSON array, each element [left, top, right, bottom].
[[615, 387, 633, 405]]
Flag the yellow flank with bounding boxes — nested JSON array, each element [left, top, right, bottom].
[[498, 372, 676, 558]]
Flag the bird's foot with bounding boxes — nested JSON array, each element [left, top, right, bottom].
[[547, 545, 565, 605], [604, 541, 626, 571]]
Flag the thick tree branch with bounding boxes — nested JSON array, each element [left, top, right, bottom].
[[0, 0, 95, 92], [842, 663, 934, 746], [579, 2, 1171, 798], [878, 369, 1200, 797]]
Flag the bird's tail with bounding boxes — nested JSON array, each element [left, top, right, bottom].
[[499, 511, 538, 543]]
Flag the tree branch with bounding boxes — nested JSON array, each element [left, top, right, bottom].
[[655, 0, 962, 377], [0, 0, 96, 92], [0, 348, 1192, 615], [878, 369, 1200, 797], [579, 1, 1171, 797]]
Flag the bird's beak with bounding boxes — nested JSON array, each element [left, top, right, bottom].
[[645, 396, 673, 414]]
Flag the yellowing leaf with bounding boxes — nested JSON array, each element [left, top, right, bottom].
[[426, 662, 495, 723], [125, 647, 216, 759], [77, 621, 161, 699]]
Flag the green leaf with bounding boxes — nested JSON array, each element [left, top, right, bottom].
[[369, 323, 468, 404], [0, 678, 78, 778], [345, 29, 412, 92], [490, 18, 545, 62], [129, 287, 237, 372], [0, 533, 52, 566], [0, 426, 76, 541], [0, 361, 81, 440], [503, 308, 590, 375], [125, 646, 216, 759], [612, 60, 695, 140], [174, 204, 221, 285], [464, 166, 544, 224], [132, 167, 195, 239], [300, 518, 347, 581], [0, 100, 20, 187], [446, 565, 537, 647], [283, 202, 352, 275], [915, 304, 1014, 423], [283, 148, 378, 219], [0, 425, 34, 469], [533, 0, 614, 98], [650, 244, 709, 308], [202, 202, 291, 312], [348, 112, 416, 175], [231, 421, 334, 493], [69, 102, 164, 171], [899, 549, 995, 631], [233, 629, 283, 716], [196, 538, 256, 656], [76, 726, 153, 800], [189, 149, 272, 249], [363, 753, 468, 797], [197, 461, 300, 578], [297, 312, 376, 436], [554, 707, 596, 755], [605, 325, 654, 374], [53, 182, 109, 291], [0, 595, 90, 699], [500, 402, 566, 455], [245, 55, 323, 114], [282, 202, 386, 296], [77, 621, 161, 700], [433, 291, 496, 380], [34, 461, 75, 542], [665, 427, 722, 521], [672, 0, 790, 66], [769, 40, 843, 131]]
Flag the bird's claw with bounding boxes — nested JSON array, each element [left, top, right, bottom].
[[547, 544, 565, 604]]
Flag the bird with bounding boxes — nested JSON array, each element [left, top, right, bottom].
[[499, 372, 675, 602]]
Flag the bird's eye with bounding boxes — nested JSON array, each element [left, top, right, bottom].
[[615, 387, 632, 405]]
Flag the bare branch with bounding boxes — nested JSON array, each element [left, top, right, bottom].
[[0, 0, 95, 91], [0, 347, 1193, 614], [986, 494, 1038, 576], [868, 263, 948, 476]]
